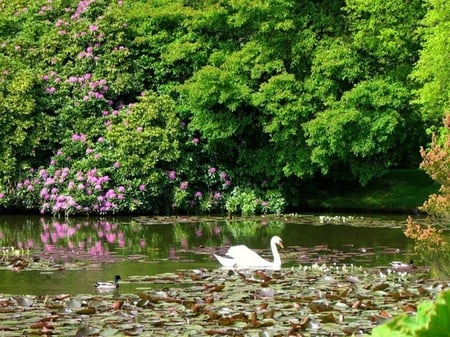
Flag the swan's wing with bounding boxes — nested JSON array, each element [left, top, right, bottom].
[[214, 253, 237, 268], [226, 245, 270, 267]]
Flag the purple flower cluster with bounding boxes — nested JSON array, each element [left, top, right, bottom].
[[15, 165, 127, 216], [71, 0, 95, 21], [169, 166, 233, 211]]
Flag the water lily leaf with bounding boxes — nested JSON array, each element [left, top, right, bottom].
[[204, 328, 244, 336], [288, 317, 310, 333], [66, 298, 82, 310], [15, 296, 34, 307], [205, 283, 225, 293], [30, 321, 55, 330], [342, 325, 362, 335], [373, 283, 389, 291], [98, 328, 121, 336], [309, 299, 331, 313], [256, 288, 276, 298], [319, 312, 336, 323], [402, 304, 417, 313], [76, 307, 96, 315], [75, 326, 99, 337]]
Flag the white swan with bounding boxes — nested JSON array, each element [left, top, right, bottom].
[[214, 236, 284, 269]]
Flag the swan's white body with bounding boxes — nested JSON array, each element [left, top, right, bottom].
[[214, 236, 283, 269]]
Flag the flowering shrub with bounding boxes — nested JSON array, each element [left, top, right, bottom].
[[419, 114, 450, 217], [404, 216, 450, 277], [170, 165, 230, 214], [225, 187, 285, 216], [12, 91, 179, 216], [404, 114, 450, 277], [0, 0, 291, 217]]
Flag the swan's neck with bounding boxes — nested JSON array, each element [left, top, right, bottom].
[[270, 241, 281, 267]]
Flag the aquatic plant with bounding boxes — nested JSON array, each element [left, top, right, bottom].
[[0, 262, 442, 336], [371, 289, 450, 337]]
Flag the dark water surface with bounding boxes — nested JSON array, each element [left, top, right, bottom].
[[0, 213, 416, 295]]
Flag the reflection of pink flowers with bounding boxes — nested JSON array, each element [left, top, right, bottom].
[[41, 232, 49, 243], [118, 232, 125, 247], [180, 237, 188, 249], [106, 233, 116, 243]]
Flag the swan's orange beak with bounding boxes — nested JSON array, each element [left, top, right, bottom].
[[279, 241, 284, 249]]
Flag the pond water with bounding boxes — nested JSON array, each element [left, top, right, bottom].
[[0, 213, 416, 295]]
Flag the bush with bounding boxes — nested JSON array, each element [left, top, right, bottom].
[[371, 290, 450, 337]]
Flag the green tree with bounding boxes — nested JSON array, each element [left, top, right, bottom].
[[411, 0, 450, 127]]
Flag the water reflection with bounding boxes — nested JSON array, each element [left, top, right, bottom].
[[0, 214, 415, 295]]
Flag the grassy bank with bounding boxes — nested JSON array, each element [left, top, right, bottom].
[[299, 169, 439, 214]]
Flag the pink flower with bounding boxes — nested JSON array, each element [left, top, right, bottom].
[[167, 170, 176, 180], [180, 181, 188, 190], [208, 167, 216, 174], [193, 137, 199, 144]]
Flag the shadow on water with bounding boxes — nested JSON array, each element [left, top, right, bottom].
[[0, 213, 416, 295]]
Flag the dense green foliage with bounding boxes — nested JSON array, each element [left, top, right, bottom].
[[371, 290, 450, 337], [0, 0, 448, 215]]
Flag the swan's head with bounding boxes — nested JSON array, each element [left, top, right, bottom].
[[271, 236, 284, 248]]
